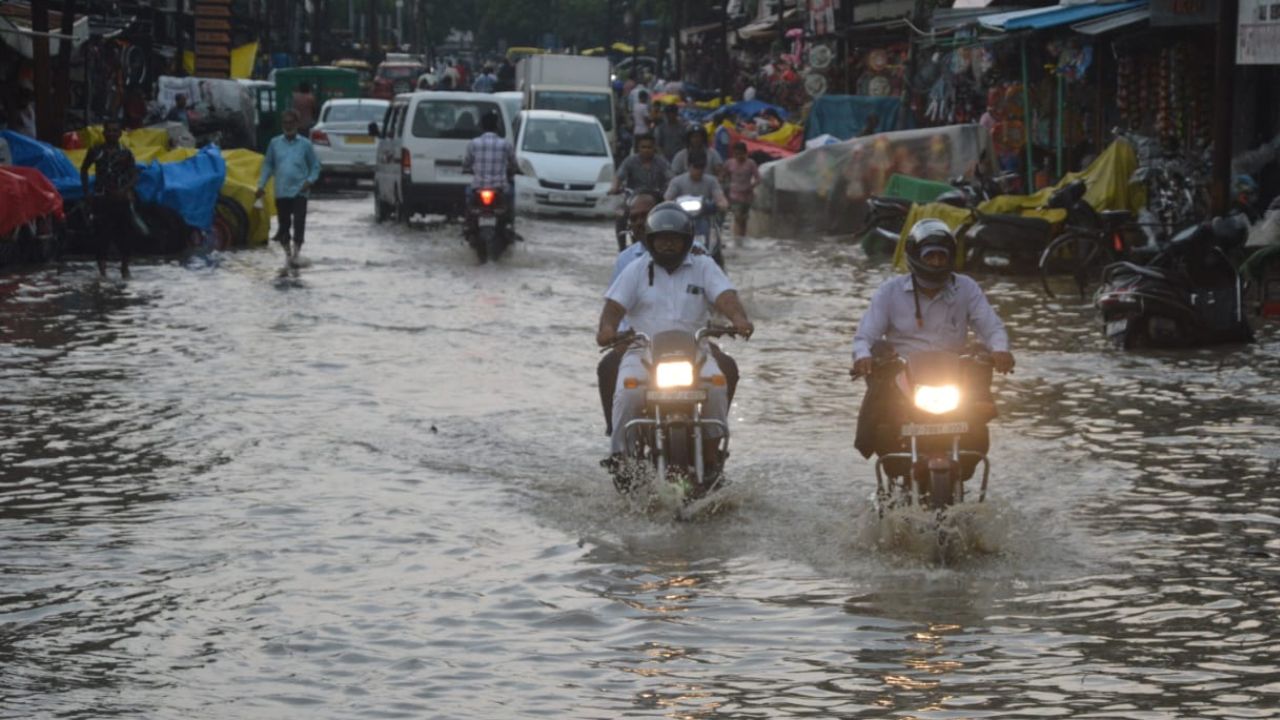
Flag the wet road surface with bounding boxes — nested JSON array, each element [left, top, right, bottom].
[[3, 191, 1279, 718]]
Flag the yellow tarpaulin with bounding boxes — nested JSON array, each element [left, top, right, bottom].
[[758, 122, 803, 148], [230, 42, 258, 80], [893, 138, 1145, 271]]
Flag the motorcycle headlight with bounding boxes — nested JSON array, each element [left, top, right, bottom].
[[518, 157, 536, 177], [655, 361, 694, 388], [678, 198, 702, 214], [914, 385, 960, 415]]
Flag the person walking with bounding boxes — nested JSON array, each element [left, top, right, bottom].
[[722, 141, 761, 243], [255, 109, 321, 266], [291, 82, 317, 131], [79, 119, 139, 278]]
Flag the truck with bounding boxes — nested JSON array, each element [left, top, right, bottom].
[[516, 55, 617, 151]]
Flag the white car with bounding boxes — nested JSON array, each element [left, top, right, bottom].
[[513, 109, 615, 219], [310, 98, 389, 180]]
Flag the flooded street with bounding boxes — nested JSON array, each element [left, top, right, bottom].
[[3, 192, 1279, 719]]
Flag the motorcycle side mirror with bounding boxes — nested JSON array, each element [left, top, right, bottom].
[[367, 121, 379, 137]]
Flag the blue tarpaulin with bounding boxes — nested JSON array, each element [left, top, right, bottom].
[[803, 95, 907, 142], [2, 131, 226, 230], [1, 130, 82, 200], [980, 1, 1147, 31], [712, 100, 789, 123]]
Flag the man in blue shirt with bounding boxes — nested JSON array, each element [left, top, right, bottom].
[[255, 109, 321, 265]]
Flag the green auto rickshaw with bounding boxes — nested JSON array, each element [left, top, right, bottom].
[[254, 66, 361, 150]]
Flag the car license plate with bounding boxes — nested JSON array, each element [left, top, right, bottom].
[[345, 135, 374, 144], [478, 216, 497, 227], [549, 192, 581, 204], [647, 389, 707, 403], [1106, 318, 1128, 336], [901, 421, 969, 437]]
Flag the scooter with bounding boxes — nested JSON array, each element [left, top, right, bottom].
[[674, 195, 725, 268], [464, 186, 515, 263], [861, 347, 996, 514], [606, 324, 742, 505], [1095, 220, 1253, 349]]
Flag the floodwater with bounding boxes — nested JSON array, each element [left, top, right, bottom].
[[3, 193, 1279, 719]]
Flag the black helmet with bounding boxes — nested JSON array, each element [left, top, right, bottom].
[[904, 218, 956, 286], [643, 201, 695, 270]]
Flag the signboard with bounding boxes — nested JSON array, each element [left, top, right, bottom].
[[1151, 0, 1217, 25], [1239, 0, 1280, 65]]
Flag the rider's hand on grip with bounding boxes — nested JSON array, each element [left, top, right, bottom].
[[992, 351, 1015, 374], [850, 357, 874, 381], [734, 319, 754, 340]]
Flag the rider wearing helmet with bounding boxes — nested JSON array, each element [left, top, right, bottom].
[[850, 218, 1014, 459], [596, 202, 754, 466]]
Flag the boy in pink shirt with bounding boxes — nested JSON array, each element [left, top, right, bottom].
[[721, 141, 761, 242]]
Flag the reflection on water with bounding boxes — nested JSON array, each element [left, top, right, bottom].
[[2, 196, 1278, 718]]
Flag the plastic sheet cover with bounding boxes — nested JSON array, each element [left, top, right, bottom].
[[751, 124, 994, 238], [891, 138, 1146, 270]]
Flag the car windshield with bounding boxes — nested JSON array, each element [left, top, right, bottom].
[[532, 91, 612, 132], [324, 103, 387, 123], [411, 100, 504, 139], [522, 118, 606, 157], [380, 65, 421, 79]]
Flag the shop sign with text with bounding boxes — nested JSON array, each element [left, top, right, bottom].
[[1151, 0, 1217, 25], [1239, 0, 1280, 65]]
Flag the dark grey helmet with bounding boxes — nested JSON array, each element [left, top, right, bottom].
[[642, 201, 695, 262], [904, 218, 956, 285]]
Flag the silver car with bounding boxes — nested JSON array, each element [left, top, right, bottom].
[[310, 98, 389, 180]]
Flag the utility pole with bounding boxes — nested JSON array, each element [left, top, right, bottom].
[[32, 0, 52, 142], [1210, 0, 1237, 215], [54, 0, 79, 138]]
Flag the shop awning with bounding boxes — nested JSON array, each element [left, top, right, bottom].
[[979, 1, 1148, 32], [930, 6, 1031, 31], [1071, 6, 1150, 34], [736, 8, 800, 40]]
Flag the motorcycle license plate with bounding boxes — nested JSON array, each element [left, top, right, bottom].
[[478, 216, 498, 227], [901, 421, 969, 437], [647, 389, 707, 403], [1106, 318, 1128, 336]]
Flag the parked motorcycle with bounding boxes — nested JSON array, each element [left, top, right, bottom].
[[862, 347, 996, 514], [1095, 220, 1253, 349], [606, 324, 742, 505], [464, 186, 515, 263], [674, 195, 724, 268]]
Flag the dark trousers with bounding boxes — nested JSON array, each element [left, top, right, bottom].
[[91, 197, 135, 269], [275, 196, 308, 247], [597, 343, 740, 435]]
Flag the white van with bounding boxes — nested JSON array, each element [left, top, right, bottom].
[[372, 91, 516, 222]]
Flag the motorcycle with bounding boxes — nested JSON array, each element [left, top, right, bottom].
[[863, 347, 995, 514], [606, 324, 741, 505], [464, 186, 515, 263], [674, 195, 725, 268], [1095, 220, 1253, 349]]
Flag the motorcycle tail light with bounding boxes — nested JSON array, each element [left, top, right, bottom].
[[311, 129, 330, 146], [479, 189, 496, 206], [1112, 232, 1124, 253]]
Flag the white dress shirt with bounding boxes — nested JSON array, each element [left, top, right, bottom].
[[605, 253, 734, 338]]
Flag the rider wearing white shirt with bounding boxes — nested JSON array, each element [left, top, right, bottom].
[[597, 202, 754, 460]]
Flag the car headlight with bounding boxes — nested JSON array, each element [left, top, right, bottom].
[[518, 157, 536, 177], [655, 361, 694, 388], [597, 163, 614, 184], [914, 385, 960, 415], [678, 198, 702, 214]]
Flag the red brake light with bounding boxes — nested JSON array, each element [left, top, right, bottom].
[[479, 189, 496, 206], [311, 129, 330, 146], [401, 148, 411, 173], [1112, 233, 1124, 253]]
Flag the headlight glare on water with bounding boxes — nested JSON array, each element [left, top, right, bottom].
[[655, 361, 694, 388], [914, 384, 960, 414]]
